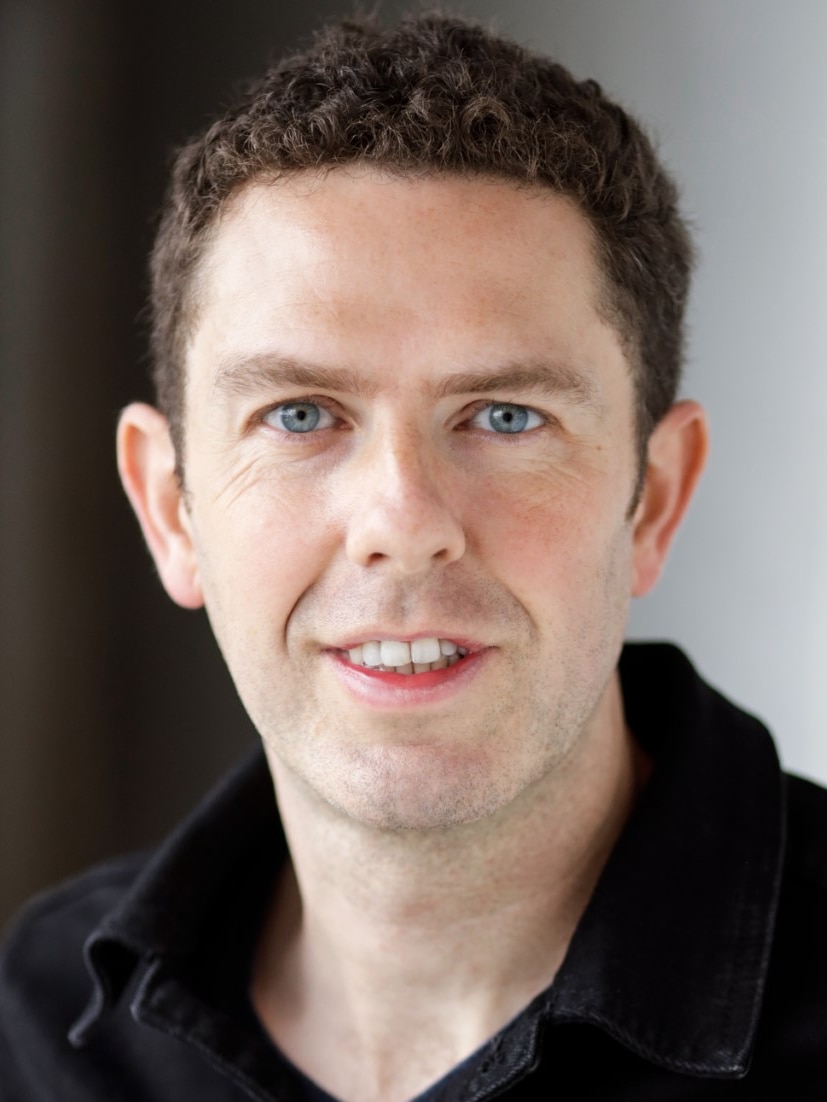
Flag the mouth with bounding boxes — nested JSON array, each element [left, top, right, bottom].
[[336, 637, 470, 675]]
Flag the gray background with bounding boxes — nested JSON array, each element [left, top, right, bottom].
[[2, 0, 825, 927]]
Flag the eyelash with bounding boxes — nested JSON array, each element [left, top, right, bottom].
[[260, 396, 343, 435], [462, 400, 548, 435]]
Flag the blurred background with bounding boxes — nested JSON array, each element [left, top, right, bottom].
[[2, 0, 826, 929]]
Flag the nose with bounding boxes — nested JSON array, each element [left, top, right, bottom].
[[344, 429, 466, 574]]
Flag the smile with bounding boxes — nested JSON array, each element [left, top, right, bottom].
[[342, 637, 469, 675]]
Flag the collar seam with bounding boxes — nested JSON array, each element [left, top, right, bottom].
[[549, 1008, 748, 1078]]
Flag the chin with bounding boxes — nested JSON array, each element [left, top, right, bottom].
[[314, 743, 529, 833]]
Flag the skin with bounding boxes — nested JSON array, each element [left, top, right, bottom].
[[118, 169, 707, 1101]]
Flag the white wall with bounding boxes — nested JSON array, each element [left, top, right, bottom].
[[465, 0, 827, 782]]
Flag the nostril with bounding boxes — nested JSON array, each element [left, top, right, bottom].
[[345, 497, 466, 573]]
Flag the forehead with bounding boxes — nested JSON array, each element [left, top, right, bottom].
[[187, 169, 628, 396]]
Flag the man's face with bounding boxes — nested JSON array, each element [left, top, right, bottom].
[[179, 170, 642, 831]]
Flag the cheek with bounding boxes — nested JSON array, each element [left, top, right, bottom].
[[191, 475, 339, 646], [472, 472, 633, 613]]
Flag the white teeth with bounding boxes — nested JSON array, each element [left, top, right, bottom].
[[344, 637, 469, 673], [410, 637, 441, 664], [380, 640, 412, 667]]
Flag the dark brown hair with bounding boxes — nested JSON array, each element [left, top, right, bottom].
[[150, 12, 693, 470]]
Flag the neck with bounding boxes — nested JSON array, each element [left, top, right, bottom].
[[252, 671, 647, 1102]]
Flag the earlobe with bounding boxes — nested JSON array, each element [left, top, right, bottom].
[[631, 400, 709, 597], [116, 403, 204, 609]]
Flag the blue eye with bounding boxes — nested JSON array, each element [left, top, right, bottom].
[[265, 402, 333, 433], [470, 403, 543, 434]]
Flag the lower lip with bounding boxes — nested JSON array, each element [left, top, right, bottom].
[[326, 649, 491, 709]]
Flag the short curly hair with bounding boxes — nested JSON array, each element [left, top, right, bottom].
[[150, 12, 693, 472]]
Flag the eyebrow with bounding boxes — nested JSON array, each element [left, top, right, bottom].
[[212, 354, 601, 409], [213, 356, 378, 399], [431, 365, 599, 408]]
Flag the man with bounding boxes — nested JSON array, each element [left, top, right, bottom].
[[1, 12, 825, 1100]]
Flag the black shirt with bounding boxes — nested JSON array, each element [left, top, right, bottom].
[[2, 644, 827, 1100]]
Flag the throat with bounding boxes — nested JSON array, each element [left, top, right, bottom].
[[250, 845, 576, 1102]]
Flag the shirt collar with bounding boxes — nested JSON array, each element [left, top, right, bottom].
[[549, 643, 786, 1077], [69, 752, 285, 1045], [70, 643, 786, 1081]]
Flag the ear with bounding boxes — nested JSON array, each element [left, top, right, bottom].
[[116, 403, 204, 609], [631, 400, 709, 597]]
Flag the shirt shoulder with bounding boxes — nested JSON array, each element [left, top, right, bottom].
[[1, 852, 147, 975], [748, 772, 827, 1093], [0, 854, 147, 1098], [785, 772, 827, 889]]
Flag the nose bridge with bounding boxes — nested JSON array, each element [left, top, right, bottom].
[[345, 417, 466, 573]]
